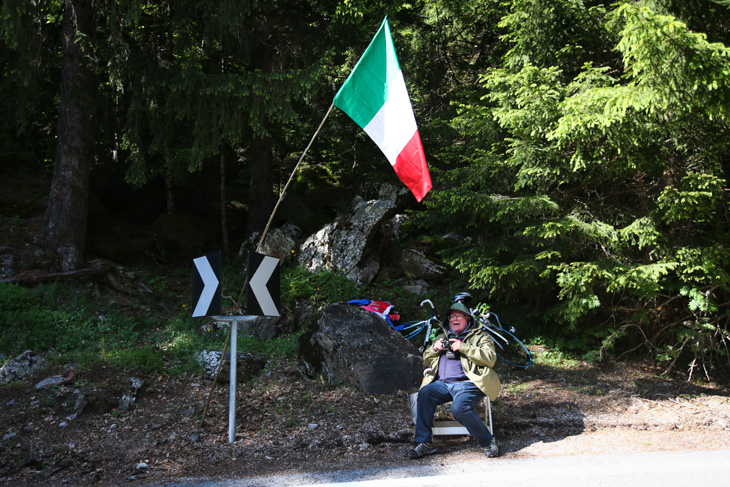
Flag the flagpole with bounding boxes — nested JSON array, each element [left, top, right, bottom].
[[256, 102, 335, 253], [234, 102, 335, 311]]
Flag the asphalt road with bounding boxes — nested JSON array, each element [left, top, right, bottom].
[[157, 449, 730, 487]]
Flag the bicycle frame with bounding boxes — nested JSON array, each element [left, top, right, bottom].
[[397, 299, 442, 352]]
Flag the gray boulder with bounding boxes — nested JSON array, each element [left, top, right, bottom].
[[394, 249, 447, 280], [298, 196, 396, 287], [301, 303, 422, 395], [0, 350, 48, 384], [240, 224, 300, 265]]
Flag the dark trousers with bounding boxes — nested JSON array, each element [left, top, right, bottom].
[[415, 380, 492, 447]]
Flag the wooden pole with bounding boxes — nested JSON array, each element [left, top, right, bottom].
[[202, 103, 336, 433], [235, 102, 335, 310]]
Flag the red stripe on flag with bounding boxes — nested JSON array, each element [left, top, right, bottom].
[[393, 130, 432, 202]]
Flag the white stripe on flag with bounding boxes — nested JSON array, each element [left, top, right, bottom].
[[363, 70, 418, 166]]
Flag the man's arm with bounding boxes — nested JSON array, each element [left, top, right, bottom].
[[456, 332, 497, 368]]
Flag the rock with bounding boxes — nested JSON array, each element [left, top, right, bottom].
[[196, 350, 266, 382], [35, 375, 67, 390], [240, 225, 300, 265], [74, 393, 88, 416], [0, 245, 56, 280], [394, 249, 447, 280], [360, 181, 412, 206], [235, 316, 281, 341], [209, 315, 294, 341], [381, 214, 411, 242], [117, 377, 145, 411], [403, 280, 430, 295], [300, 303, 423, 395], [0, 350, 48, 384], [298, 196, 396, 287]]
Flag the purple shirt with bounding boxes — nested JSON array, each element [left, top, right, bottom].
[[437, 350, 468, 384]]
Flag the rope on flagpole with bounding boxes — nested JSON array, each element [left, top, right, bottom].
[[235, 102, 335, 310]]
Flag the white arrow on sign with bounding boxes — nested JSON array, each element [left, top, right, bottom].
[[192, 256, 220, 317], [249, 255, 280, 316]]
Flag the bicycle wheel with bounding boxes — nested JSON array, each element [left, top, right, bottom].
[[483, 324, 532, 368], [398, 320, 426, 340]]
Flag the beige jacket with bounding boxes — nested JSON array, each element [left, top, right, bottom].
[[421, 325, 502, 400]]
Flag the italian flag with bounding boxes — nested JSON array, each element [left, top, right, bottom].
[[334, 17, 432, 202]]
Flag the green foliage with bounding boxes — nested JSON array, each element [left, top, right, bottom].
[[0, 283, 76, 357], [3, 0, 730, 377], [110, 346, 166, 373], [497, 0, 611, 73], [0, 276, 306, 375], [655, 173, 726, 225], [237, 333, 300, 359], [0, 283, 38, 312], [412, 0, 730, 376], [282, 267, 361, 308], [0, 282, 177, 373]]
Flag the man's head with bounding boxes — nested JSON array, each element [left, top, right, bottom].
[[446, 302, 473, 334]]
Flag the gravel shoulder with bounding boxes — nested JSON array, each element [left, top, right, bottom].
[[2, 358, 729, 487]]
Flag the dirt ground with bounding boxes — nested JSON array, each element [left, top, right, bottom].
[[2, 356, 729, 487]]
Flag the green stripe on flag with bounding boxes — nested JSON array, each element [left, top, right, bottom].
[[334, 18, 401, 129]]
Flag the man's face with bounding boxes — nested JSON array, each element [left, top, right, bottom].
[[448, 310, 470, 333]]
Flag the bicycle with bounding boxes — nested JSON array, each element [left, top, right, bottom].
[[452, 292, 532, 369], [396, 299, 442, 353]]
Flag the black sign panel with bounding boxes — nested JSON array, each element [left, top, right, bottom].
[[246, 251, 281, 316], [192, 251, 221, 317]]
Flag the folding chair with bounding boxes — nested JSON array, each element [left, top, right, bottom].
[[432, 396, 493, 435], [408, 393, 493, 436]]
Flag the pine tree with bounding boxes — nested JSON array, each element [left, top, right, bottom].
[[418, 0, 730, 375]]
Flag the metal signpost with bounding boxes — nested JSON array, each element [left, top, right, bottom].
[[208, 314, 257, 443], [192, 251, 281, 444]]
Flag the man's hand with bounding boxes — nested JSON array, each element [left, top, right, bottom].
[[448, 339, 462, 352]]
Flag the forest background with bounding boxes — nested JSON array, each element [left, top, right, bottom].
[[1, 0, 730, 380]]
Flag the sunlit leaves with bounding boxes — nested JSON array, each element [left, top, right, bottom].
[[609, 3, 730, 121], [655, 173, 725, 224], [422, 1, 730, 369]]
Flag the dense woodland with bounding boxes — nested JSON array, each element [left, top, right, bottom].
[[2, 1, 730, 377]]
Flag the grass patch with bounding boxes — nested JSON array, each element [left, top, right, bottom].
[[0, 272, 308, 375]]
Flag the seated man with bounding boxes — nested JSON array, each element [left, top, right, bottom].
[[407, 302, 501, 458]]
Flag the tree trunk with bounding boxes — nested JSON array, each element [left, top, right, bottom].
[[246, 137, 275, 234], [42, 0, 95, 272], [165, 159, 175, 214], [220, 150, 229, 254]]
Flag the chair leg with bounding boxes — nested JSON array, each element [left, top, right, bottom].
[[485, 396, 493, 435]]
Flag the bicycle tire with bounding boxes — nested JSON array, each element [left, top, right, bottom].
[[398, 320, 426, 340], [483, 324, 532, 368]]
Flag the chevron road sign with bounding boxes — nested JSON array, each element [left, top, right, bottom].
[[246, 251, 281, 316], [191, 251, 221, 317]]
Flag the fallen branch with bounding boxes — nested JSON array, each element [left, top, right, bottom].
[[0, 259, 112, 285]]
